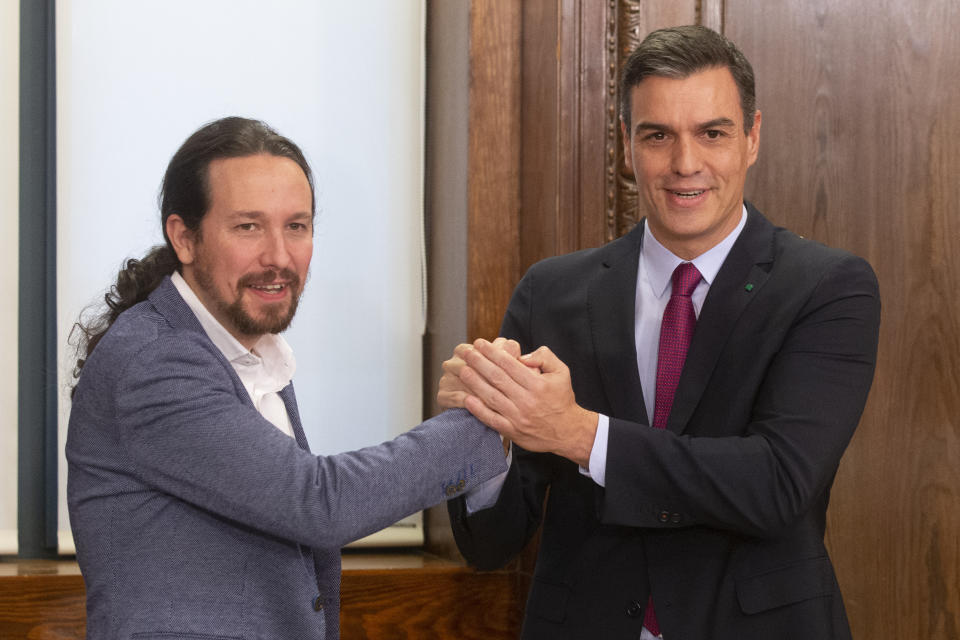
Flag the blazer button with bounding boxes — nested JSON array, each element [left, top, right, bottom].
[[626, 600, 643, 617], [445, 484, 457, 496], [671, 512, 682, 524], [658, 510, 670, 523], [313, 595, 324, 611]]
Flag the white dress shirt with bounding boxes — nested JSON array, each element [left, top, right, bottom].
[[584, 206, 747, 485], [171, 271, 296, 438]]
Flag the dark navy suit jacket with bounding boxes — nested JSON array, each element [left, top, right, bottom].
[[68, 277, 506, 639], [450, 204, 881, 639]]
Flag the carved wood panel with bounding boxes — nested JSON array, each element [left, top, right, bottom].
[[611, 1, 699, 240]]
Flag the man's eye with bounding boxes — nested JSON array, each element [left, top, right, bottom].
[[645, 132, 667, 142], [237, 223, 256, 231], [705, 130, 723, 139]]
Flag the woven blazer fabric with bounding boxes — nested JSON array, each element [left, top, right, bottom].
[[449, 203, 881, 640], [67, 277, 507, 640]]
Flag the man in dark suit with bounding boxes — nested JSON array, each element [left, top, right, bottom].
[[441, 26, 880, 639], [67, 117, 507, 640]]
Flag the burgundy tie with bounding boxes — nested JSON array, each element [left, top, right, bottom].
[[645, 261, 701, 637]]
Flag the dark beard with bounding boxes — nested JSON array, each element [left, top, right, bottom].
[[195, 266, 302, 337]]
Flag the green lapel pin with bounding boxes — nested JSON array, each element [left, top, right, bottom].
[[744, 283, 754, 292]]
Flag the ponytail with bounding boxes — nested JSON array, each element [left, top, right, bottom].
[[71, 245, 179, 386]]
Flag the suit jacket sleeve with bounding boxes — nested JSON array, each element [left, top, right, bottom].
[[108, 333, 507, 550], [449, 273, 559, 569], [603, 252, 880, 537]]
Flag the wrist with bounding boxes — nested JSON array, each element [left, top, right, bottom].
[[565, 407, 598, 468]]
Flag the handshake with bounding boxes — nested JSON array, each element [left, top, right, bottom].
[[436, 338, 598, 468]]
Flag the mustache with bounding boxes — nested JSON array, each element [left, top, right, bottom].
[[238, 269, 300, 289]]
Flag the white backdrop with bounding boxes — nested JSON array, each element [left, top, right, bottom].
[[0, 2, 21, 555], [56, 0, 425, 551]]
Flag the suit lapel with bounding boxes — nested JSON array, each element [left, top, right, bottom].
[[150, 277, 250, 402], [279, 383, 311, 452], [666, 204, 777, 434], [587, 224, 648, 424], [151, 277, 312, 451]]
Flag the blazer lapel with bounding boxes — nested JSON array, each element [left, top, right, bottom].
[[666, 204, 777, 434], [587, 224, 648, 425], [151, 277, 312, 451], [279, 383, 311, 452], [150, 277, 250, 403]]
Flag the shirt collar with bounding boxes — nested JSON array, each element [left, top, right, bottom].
[[642, 204, 748, 298], [170, 271, 296, 380]]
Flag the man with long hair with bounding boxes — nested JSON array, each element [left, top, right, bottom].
[[67, 116, 507, 640]]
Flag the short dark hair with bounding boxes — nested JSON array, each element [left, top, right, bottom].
[[620, 25, 756, 134], [71, 117, 314, 384]]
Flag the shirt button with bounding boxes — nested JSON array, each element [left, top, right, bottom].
[[313, 595, 324, 611]]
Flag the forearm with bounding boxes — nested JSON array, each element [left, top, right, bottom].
[[449, 446, 551, 570]]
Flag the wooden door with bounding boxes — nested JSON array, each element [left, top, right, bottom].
[[725, 2, 960, 637], [429, 1, 960, 636]]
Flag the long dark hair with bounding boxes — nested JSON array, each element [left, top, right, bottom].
[[71, 117, 315, 383]]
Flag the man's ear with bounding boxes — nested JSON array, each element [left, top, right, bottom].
[[620, 117, 634, 175], [166, 214, 197, 266], [745, 109, 762, 168]]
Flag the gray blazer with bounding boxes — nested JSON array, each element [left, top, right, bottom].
[[67, 277, 506, 640]]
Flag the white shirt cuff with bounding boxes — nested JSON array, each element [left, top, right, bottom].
[[578, 413, 608, 487], [465, 444, 512, 514]]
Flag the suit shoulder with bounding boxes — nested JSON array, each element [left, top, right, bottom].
[[524, 228, 639, 281], [761, 231, 881, 317], [76, 300, 217, 395], [773, 226, 876, 280], [87, 301, 169, 367]]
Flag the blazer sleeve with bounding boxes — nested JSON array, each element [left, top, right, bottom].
[[602, 253, 881, 538], [111, 334, 507, 550]]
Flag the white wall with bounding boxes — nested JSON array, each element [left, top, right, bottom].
[[56, 0, 425, 550], [0, 2, 20, 555]]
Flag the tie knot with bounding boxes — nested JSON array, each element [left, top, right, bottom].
[[671, 262, 701, 298]]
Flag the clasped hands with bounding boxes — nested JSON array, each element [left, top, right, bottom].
[[438, 338, 597, 468]]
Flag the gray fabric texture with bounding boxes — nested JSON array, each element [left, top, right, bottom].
[[67, 276, 506, 639]]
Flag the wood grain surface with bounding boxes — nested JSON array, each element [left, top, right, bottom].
[[466, 0, 522, 343], [725, 1, 960, 637], [452, 0, 960, 637], [0, 556, 519, 639]]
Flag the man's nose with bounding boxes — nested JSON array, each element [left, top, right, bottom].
[[671, 136, 702, 176], [260, 229, 292, 270]]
